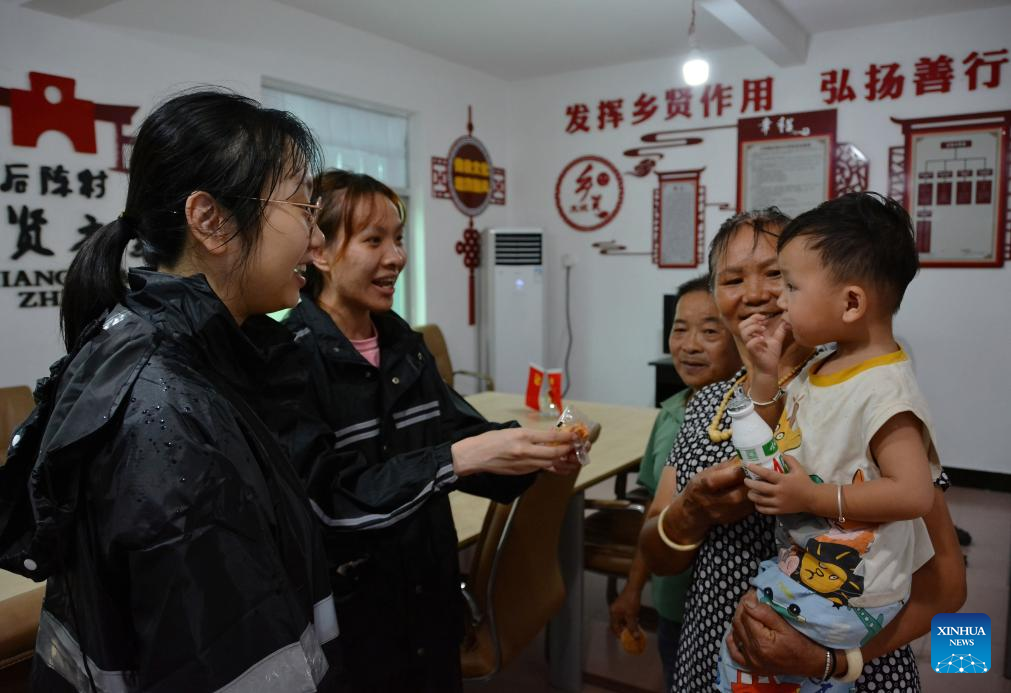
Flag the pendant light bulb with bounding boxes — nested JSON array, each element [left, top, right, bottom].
[[681, 0, 709, 86], [682, 53, 710, 86]]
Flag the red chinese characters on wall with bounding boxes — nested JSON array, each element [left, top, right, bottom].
[[564, 77, 774, 133], [554, 156, 624, 231], [821, 48, 1007, 104]]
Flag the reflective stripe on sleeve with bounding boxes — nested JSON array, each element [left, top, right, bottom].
[[309, 463, 456, 530], [313, 594, 339, 644], [35, 609, 134, 693]]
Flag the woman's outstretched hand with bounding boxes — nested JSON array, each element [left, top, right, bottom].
[[451, 427, 582, 476]]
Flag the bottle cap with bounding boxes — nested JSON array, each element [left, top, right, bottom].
[[726, 386, 754, 418]]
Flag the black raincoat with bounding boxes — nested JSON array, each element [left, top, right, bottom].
[[282, 297, 534, 692], [0, 270, 339, 692]]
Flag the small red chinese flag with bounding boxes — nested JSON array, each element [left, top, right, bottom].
[[547, 369, 563, 411], [525, 363, 544, 411]]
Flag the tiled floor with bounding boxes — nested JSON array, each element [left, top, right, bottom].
[[464, 484, 1011, 693]]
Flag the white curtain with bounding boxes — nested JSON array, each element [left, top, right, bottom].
[[262, 87, 408, 190]]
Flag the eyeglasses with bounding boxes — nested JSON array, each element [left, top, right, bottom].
[[247, 196, 323, 228]]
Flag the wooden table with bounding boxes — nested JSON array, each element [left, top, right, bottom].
[[452, 391, 659, 692]]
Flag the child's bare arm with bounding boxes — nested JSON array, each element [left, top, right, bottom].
[[835, 411, 935, 521], [744, 411, 934, 521]]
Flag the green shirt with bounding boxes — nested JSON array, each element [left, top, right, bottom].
[[637, 389, 693, 623]]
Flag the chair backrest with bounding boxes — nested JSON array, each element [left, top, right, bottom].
[[415, 324, 455, 388], [460, 470, 577, 678], [0, 386, 34, 466], [0, 583, 45, 691]]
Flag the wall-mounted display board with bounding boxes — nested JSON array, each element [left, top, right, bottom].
[[737, 110, 837, 217], [892, 111, 1009, 268], [652, 169, 704, 268]]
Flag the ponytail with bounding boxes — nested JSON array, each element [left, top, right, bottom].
[[60, 218, 137, 352]]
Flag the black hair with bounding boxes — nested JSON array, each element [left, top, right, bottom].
[[60, 88, 322, 351], [305, 169, 404, 301], [675, 274, 711, 300], [778, 192, 918, 314], [707, 207, 791, 290], [669, 274, 714, 339]]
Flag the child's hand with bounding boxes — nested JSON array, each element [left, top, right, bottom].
[[743, 454, 816, 515], [740, 314, 790, 378]]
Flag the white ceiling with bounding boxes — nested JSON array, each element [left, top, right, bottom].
[[274, 0, 1011, 80], [13, 0, 1011, 81], [275, 0, 748, 80]]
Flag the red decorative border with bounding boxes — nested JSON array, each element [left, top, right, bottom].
[[490, 166, 506, 205], [554, 155, 624, 232], [887, 146, 906, 201], [1006, 133, 1011, 262], [737, 110, 838, 212], [698, 185, 708, 264], [431, 156, 450, 199], [892, 111, 1010, 268], [834, 142, 869, 195], [653, 169, 704, 268], [651, 188, 660, 264]]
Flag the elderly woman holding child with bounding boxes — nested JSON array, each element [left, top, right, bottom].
[[607, 275, 742, 691], [641, 196, 966, 692]]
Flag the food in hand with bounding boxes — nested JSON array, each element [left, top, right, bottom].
[[620, 627, 646, 655], [557, 421, 590, 441]]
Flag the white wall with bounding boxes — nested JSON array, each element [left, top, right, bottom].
[[510, 5, 1011, 475], [0, 0, 517, 390], [1, 2, 1009, 474]]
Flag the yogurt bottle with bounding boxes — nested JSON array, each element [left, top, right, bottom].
[[726, 387, 788, 479]]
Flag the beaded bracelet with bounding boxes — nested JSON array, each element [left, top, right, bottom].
[[821, 649, 835, 681]]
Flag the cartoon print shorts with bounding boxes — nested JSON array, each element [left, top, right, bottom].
[[714, 558, 903, 693]]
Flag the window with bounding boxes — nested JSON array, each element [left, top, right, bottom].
[[262, 82, 412, 318]]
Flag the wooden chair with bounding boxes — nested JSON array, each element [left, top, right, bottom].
[[0, 386, 34, 466], [583, 471, 662, 630], [459, 470, 578, 679], [415, 324, 495, 391], [0, 385, 41, 692], [0, 584, 45, 693]]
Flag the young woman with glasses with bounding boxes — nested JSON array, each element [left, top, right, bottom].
[[0, 90, 342, 692]]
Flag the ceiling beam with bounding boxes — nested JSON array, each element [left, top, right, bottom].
[[701, 0, 809, 67], [20, 0, 125, 19]]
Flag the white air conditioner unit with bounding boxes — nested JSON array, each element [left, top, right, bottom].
[[479, 228, 545, 394]]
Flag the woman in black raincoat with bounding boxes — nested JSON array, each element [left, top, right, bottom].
[[282, 170, 582, 692], [0, 90, 341, 692]]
